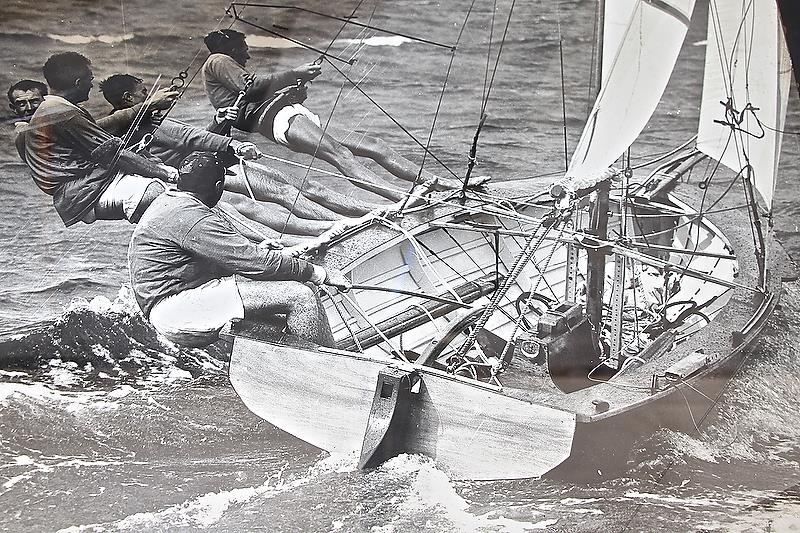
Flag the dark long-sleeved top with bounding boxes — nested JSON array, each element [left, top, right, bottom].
[[129, 191, 316, 317], [139, 118, 232, 167], [23, 96, 119, 225], [101, 105, 233, 166], [22, 96, 168, 226]]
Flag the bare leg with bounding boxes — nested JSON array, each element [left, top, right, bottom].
[[221, 192, 336, 236], [331, 127, 490, 190], [274, 116, 406, 202], [239, 161, 384, 217], [237, 280, 334, 347], [214, 201, 307, 246], [225, 164, 342, 221]]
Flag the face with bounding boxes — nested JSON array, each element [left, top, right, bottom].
[[74, 67, 94, 102], [9, 89, 44, 118], [124, 82, 149, 107], [230, 41, 250, 67]]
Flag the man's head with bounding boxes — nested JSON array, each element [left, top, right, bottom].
[[8, 79, 48, 118], [178, 152, 226, 207], [99, 74, 147, 110], [204, 29, 249, 66], [42, 52, 93, 103]]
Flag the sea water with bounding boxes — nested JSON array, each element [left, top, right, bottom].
[[1, 0, 799, 531]]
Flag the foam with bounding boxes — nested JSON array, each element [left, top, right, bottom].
[[340, 36, 412, 47], [246, 35, 300, 49], [624, 490, 722, 507], [47, 33, 134, 44], [381, 454, 554, 531], [56, 454, 347, 531]]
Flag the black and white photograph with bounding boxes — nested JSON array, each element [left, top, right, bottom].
[[1, 0, 799, 531]]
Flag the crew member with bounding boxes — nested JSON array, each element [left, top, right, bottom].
[[99, 73, 375, 224], [21, 52, 179, 225], [128, 151, 350, 347], [201, 29, 473, 202]]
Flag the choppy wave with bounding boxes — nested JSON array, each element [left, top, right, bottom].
[[0, 287, 229, 382], [47, 34, 135, 45]]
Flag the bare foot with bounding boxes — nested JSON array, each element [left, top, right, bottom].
[[402, 179, 437, 209]]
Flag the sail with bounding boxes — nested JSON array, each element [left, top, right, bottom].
[[565, 0, 696, 187], [696, 0, 792, 210], [602, 0, 638, 83]]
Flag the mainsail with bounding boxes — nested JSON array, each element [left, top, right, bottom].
[[566, 0, 696, 185], [696, 0, 792, 210]]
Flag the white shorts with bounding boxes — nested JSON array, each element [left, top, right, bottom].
[[94, 173, 166, 222], [268, 104, 321, 146], [149, 276, 245, 347]]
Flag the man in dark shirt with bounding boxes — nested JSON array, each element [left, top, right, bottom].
[[129, 151, 350, 348], [21, 52, 179, 226]]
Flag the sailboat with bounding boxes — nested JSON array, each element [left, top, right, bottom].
[[225, 0, 796, 480]]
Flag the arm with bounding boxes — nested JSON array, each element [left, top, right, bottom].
[[97, 103, 146, 136], [97, 88, 180, 135], [183, 213, 317, 282], [155, 120, 232, 153], [60, 115, 174, 181], [214, 201, 270, 243], [208, 55, 318, 103]]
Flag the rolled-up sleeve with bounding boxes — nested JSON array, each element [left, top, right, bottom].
[[182, 214, 316, 281]]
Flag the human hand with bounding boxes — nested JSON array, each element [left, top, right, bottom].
[[257, 238, 284, 251], [149, 87, 180, 110], [159, 164, 179, 183], [231, 141, 262, 160], [295, 62, 322, 81], [323, 268, 351, 291], [214, 105, 239, 124]]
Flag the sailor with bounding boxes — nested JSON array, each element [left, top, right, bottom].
[[8, 79, 47, 120], [21, 52, 180, 226], [128, 151, 350, 348], [98, 73, 376, 223], [201, 29, 474, 202], [8, 79, 48, 161], [10, 77, 178, 164]]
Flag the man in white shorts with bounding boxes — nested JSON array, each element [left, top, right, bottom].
[[202, 29, 486, 203], [129, 152, 351, 348], [22, 52, 179, 226]]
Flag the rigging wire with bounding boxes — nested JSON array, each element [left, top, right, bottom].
[[228, 3, 455, 52], [273, 0, 371, 239], [556, 0, 569, 170], [397, 0, 481, 211]]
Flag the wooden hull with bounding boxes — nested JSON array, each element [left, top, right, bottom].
[[228, 175, 787, 480], [230, 338, 576, 480]]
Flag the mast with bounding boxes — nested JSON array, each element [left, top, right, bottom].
[[583, 0, 608, 333]]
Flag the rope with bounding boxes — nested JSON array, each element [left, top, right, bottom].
[[340, 292, 405, 359]]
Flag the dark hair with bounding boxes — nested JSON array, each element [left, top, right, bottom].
[[7, 79, 48, 103], [99, 73, 143, 108], [203, 29, 245, 53], [42, 52, 91, 91], [177, 152, 226, 193]]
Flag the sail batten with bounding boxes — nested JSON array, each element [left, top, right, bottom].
[[696, 0, 791, 211], [567, 0, 696, 186]]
